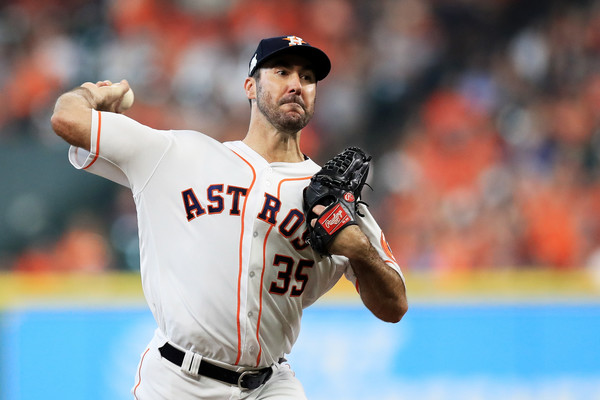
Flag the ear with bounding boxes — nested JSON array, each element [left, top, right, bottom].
[[244, 77, 256, 100]]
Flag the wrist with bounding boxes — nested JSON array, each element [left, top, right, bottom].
[[329, 225, 371, 260], [71, 86, 98, 109]]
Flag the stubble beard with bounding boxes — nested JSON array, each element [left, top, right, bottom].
[[256, 85, 314, 135]]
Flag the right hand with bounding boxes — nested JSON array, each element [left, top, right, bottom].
[[80, 79, 131, 113]]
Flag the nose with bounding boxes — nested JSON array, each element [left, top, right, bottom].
[[287, 72, 302, 94]]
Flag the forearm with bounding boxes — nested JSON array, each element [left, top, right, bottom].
[[351, 241, 407, 323], [50, 87, 95, 149], [331, 226, 408, 323], [50, 80, 131, 150]]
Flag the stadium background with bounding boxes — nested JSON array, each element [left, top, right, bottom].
[[1, 0, 600, 399]]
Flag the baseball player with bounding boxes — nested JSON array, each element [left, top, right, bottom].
[[50, 35, 407, 399]]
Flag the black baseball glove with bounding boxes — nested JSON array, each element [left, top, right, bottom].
[[303, 146, 371, 255]]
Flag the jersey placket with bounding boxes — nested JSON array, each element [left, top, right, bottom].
[[238, 165, 274, 366]]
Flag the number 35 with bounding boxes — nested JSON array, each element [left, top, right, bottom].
[[269, 255, 314, 296]]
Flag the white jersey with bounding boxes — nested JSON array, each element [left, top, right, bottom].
[[69, 110, 403, 368]]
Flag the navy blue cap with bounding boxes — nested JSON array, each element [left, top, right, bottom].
[[248, 35, 331, 81]]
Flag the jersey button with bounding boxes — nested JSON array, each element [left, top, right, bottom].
[[247, 311, 253, 317], [253, 231, 258, 237], [249, 271, 255, 278]]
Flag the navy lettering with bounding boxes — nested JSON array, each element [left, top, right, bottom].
[[227, 186, 248, 215], [291, 229, 310, 251], [279, 209, 304, 237], [182, 188, 206, 221], [207, 184, 224, 214], [257, 193, 281, 225]]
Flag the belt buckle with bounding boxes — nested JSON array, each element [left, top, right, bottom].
[[237, 369, 261, 391]]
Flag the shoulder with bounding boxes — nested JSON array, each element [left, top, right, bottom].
[[166, 131, 245, 165], [170, 129, 220, 143], [304, 157, 321, 172], [169, 129, 232, 151]]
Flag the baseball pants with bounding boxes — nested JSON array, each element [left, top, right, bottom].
[[132, 330, 308, 400]]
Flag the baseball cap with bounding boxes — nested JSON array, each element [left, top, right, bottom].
[[248, 35, 331, 81]]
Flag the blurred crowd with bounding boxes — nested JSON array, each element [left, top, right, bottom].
[[2, 0, 600, 272]]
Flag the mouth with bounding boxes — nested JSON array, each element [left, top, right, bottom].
[[280, 100, 305, 115], [280, 95, 305, 108], [283, 102, 303, 110]]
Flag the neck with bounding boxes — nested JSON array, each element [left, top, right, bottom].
[[243, 114, 305, 163]]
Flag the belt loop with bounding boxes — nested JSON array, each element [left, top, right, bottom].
[[180, 349, 202, 377]]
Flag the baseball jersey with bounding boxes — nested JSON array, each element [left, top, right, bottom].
[[68, 110, 403, 368]]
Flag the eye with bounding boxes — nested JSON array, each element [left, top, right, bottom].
[[301, 73, 316, 83]]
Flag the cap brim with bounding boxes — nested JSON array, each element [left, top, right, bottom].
[[255, 45, 331, 81]]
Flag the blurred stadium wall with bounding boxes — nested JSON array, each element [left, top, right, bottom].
[[1, 270, 599, 400]]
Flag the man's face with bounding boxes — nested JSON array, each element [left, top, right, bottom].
[[254, 54, 317, 134]]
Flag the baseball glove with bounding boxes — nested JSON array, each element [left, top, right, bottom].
[[303, 146, 371, 255]]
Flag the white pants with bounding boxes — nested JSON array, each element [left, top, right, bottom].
[[131, 331, 308, 400]]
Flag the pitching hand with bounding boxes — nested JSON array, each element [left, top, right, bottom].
[[79, 79, 131, 113]]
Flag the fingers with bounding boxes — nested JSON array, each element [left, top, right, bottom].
[[309, 204, 326, 227], [78, 79, 131, 112], [96, 79, 130, 93], [312, 204, 326, 215], [112, 79, 130, 89], [81, 80, 120, 91], [80, 82, 97, 90], [92, 79, 130, 90]]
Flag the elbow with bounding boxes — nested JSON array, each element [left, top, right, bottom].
[[50, 109, 89, 149], [51, 112, 62, 135], [390, 300, 409, 323], [378, 297, 408, 324], [398, 299, 409, 322], [51, 110, 70, 140]]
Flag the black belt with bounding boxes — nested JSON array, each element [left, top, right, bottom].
[[158, 343, 273, 390]]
